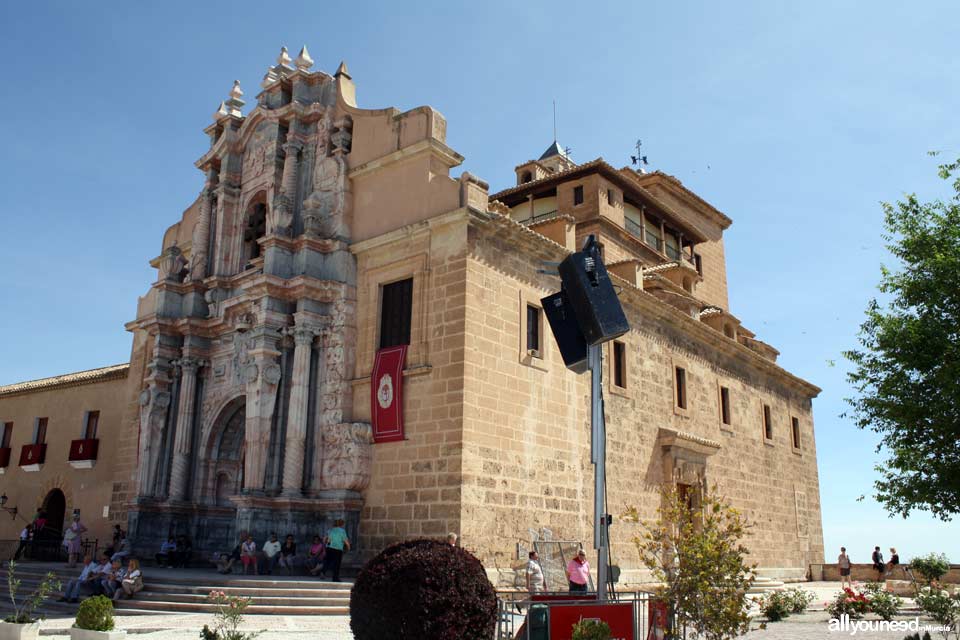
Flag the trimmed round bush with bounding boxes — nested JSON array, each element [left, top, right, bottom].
[[350, 538, 497, 640], [74, 595, 115, 631]]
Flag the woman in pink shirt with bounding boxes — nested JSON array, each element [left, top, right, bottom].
[[565, 549, 590, 593]]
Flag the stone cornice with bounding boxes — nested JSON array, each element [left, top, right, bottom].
[[347, 137, 463, 180], [469, 209, 821, 398], [658, 427, 722, 455], [0, 363, 129, 398]]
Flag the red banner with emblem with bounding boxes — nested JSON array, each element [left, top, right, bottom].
[[371, 345, 407, 443]]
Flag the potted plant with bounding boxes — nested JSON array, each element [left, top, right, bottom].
[[0, 561, 61, 640], [70, 595, 125, 640], [571, 618, 612, 640]]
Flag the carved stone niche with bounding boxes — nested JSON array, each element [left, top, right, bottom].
[[320, 422, 373, 492], [658, 427, 721, 491]]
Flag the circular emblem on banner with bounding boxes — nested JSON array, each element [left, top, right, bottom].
[[377, 373, 394, 409]]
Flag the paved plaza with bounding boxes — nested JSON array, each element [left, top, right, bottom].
[[17, 581, 942, 639]]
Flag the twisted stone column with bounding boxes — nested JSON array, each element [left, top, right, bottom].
[[168, 357, 202, 501], [282, 325, 317, 494]]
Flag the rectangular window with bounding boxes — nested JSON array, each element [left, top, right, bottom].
[[665, 233, 681, 260], [675, 367, 687, 409], [694, 253, 703, 276], [1, 422, 12, 448], [607, 189, 614, 205], [526, 304, 541, 355], [720, 386, 731, 426], [34, 417, 48, 445], [792, 417, 801, 449], [613, 341, 626, 389], [573, 185, 584, 205], [379, 278, 413, 349], [763, 405, 773, 441], [83, 411, 100, 440], [644, 218, 662, 251]]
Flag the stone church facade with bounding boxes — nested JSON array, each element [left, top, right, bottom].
[[0, 47, 824, 582]]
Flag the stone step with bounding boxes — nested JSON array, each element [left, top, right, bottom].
[[142, 584, 352, 598], [132, 591, 349, 606], [111, 599, 350, 615], [12, 570, 353, 591]]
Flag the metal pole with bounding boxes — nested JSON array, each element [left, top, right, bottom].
[[589, 343, 608, 601]]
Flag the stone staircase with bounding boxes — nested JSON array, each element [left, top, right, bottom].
[[747, 576, 786, 594], [2, 563, 352, 617]]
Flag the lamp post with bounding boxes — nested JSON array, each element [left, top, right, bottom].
[[0, 493, 18, 519]]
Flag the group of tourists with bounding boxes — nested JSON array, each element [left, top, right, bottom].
[[216, 519, 351, 582], [59, 553, 144, 603], [153, 534, 194, 568], [837, 545, 901, 587]]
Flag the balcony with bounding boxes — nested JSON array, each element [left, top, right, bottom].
[[69, 438, 99, 469], [0, 447, 9, 474], [18, 443, 47, 472]]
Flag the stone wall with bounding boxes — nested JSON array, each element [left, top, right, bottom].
[[350, 210, 470, 557], [458, 211, 823, 584], [0, 369, 129, 545]]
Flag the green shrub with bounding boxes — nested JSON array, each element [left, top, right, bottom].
[[74, 595, 115, 632], [901, 632, 932, 640], [784, 587, 814, 614], [757, 591, 793, 621], [572, 618, 611, 640], [826, 587, 870, 620], [868, 590, 902, 621], [911, 553, 951, 585], [914, 587, 960, 637], [4, 561, 61, 624]]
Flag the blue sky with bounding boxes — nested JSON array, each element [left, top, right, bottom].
[[1, 1, 957, 560]]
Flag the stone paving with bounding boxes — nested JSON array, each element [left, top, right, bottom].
[[26, 581, 936, 639], [33, 613, 355, 639]]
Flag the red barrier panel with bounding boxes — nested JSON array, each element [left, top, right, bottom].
[[548, 602, 635, 640]]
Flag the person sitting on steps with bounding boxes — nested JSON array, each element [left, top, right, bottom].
[[278, 534, 297, 575], [307, 536, 326, 576], [156, 537, 177, 568], [114, 559, 143, 601]]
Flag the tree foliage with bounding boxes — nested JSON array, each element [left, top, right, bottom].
[[625, 486, 755, 640], [844, 154, 960, 520]]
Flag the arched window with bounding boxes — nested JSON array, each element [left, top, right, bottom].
[[243, 201, 267, 266], [520, 171, 532, 184], [723, 324, 735, 339]]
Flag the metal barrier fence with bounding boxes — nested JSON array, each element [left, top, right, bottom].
[[495, 590, 686, 640], [2, 538, 99, 563]]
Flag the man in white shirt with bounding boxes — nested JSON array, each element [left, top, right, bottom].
[[262, 533, 282, 575], [526, 551, 546, 594], [59, 554, 97, 603]]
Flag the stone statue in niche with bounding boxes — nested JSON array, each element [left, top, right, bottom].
[[137, 387, 171, 497], [320, 422, 373, 492]]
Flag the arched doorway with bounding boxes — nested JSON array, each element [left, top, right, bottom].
[[41, 488, 66, 541], [195, 399, 246, 554]]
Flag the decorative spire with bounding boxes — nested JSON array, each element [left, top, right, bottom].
[[224, 80, 245, 117], [213, 101, 229, 120], [335, 61, 351, 80], [295, 46, 313, 71], [261, 69, 279, 89], [277, 46, 292, 67]]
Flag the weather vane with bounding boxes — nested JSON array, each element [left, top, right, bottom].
[[630, 139, 648, 168]]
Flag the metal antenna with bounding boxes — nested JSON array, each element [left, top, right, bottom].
[[553, 100, 557, 141]]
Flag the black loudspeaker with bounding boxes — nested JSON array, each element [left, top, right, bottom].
[[557, 235, 630, 345], [540, 290, 589, 374]]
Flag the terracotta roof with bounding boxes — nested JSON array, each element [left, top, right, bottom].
[[489, 159, 709, 243], [0, 364, 129, 398], [631, 170, 733, 229]]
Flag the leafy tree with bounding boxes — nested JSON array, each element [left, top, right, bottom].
[[844, 154, 960, 520], [624, 486, 755, 640]]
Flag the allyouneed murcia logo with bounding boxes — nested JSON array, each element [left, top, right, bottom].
[[829, 614, 952, 635]]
